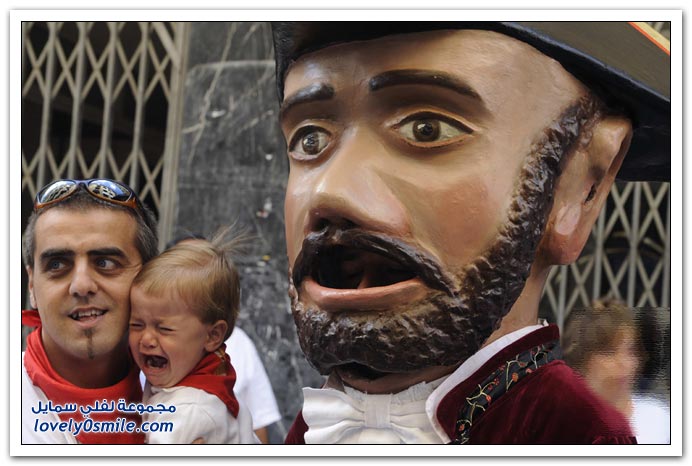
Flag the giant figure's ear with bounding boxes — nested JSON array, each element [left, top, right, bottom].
[[537, 115, 633, 265]]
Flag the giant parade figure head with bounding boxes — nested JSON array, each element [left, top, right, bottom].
[[272, 22, 670, 395]]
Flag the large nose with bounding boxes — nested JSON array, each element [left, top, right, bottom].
[[298, 129, 411, 236], [68, 259, 98, 298]]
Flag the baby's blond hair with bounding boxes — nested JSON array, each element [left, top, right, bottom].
[[132, 228, 248, 341]]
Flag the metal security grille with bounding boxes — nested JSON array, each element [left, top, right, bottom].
[[21, 21, 188, 250]]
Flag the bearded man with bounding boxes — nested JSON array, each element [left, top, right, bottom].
[[272, 22, 670, 444]]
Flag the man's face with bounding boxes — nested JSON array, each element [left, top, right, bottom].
[[27, 208, 142, 367], [280, 30, 588, 388]]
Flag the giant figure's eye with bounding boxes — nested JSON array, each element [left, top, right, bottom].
[[288, 126, 331, 159], [395, 113, 472, 146]]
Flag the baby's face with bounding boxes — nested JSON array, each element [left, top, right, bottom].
[[129, 285, 213, 388]]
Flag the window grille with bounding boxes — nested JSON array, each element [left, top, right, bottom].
[[21, 21, 188, 250]]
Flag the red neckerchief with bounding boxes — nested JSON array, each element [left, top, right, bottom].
[[176, 344, 239, 417], [22, 309, 145, 444]]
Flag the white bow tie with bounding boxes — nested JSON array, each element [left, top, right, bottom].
[[301, 381, 444, 444]]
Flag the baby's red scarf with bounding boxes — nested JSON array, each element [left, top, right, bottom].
[[176, 344, 240, 417], [22, 310, 145, 444]]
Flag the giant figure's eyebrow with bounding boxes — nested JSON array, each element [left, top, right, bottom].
[[369, 69, 483, 103], [280, 83, 335, 119]]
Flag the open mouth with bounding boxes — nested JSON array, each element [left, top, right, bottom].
[[292, 228, 456, 312], [293, 227, 454, 294], [69, 309, 106, 321], [313, 245, 417, 289], [144, 355, 168, 370]]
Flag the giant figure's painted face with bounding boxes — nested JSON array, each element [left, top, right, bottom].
[[280, 29, 596, 389]]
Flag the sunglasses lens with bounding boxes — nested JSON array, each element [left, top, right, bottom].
[[87, 180, 133, 202], [36, 180, 77, 205]]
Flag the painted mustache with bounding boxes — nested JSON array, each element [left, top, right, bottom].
[[291, 225, 457, 297]]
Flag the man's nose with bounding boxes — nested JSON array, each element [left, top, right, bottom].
[[302, 129, 410, 235], [68, 260, 98, 297]]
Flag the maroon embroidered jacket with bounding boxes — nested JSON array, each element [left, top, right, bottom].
[[285, 325, 636, 444]]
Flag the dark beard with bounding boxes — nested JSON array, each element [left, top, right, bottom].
[[290, 96, 600, 375]]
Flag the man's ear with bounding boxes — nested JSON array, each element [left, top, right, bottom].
[[204, 320, 229, 352], [26, 266, 37, 309], [537, 115, 633, 265]]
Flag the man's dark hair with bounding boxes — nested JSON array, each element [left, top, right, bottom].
[[22, 190, 159, 268]]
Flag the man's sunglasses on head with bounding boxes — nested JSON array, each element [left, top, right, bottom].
[[34, 179, 142, 213]]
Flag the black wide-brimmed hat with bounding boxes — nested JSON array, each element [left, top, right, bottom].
[[271, 22, 670, 182]]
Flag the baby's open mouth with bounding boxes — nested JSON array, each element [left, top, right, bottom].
[[145, 355, 168, 369]]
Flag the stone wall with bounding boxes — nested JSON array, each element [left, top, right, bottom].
[[174, 22, 322, 443]]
